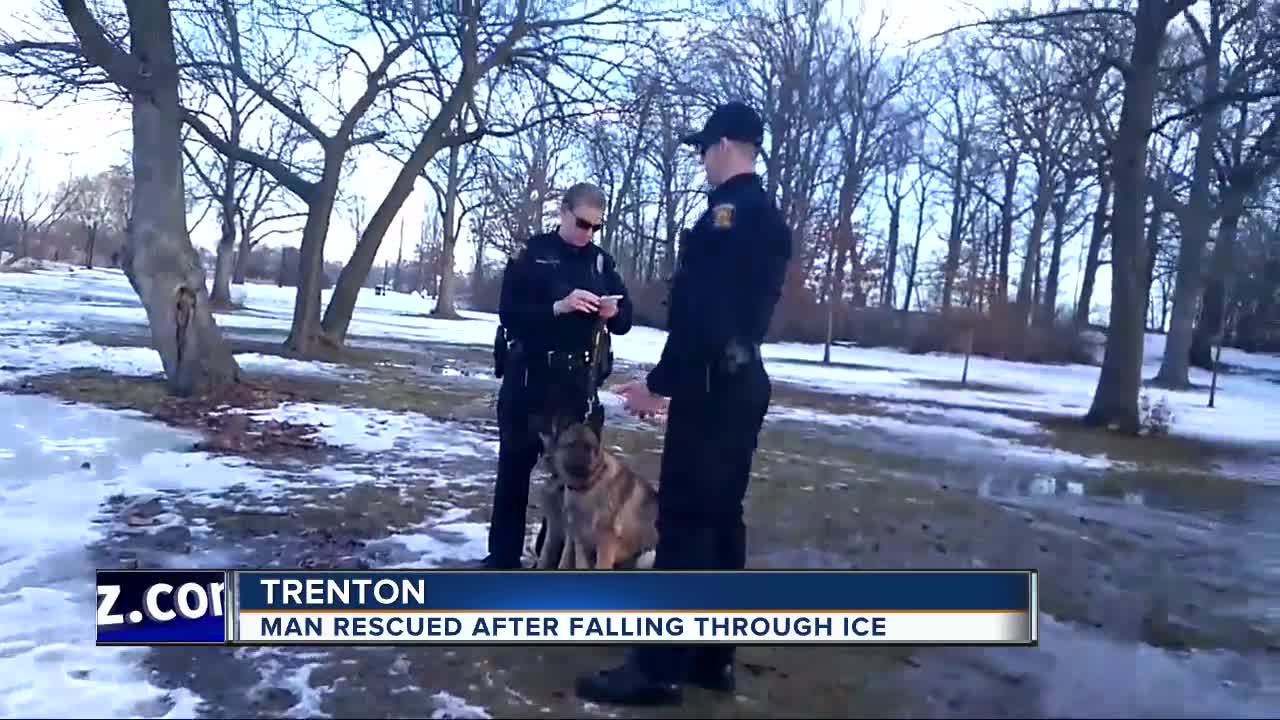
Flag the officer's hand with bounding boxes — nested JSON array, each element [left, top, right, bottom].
[[616, 380, 668, 419], [554, 289, 600, 315], [597, 296, 620, 319]]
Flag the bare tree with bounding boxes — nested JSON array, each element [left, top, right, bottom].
[[1153, 0, 1263, 388], [1085, 0, 1197, 432], [58, 164, 131, 268], [3, 0, 242, 395], [0, 154, 72, 261]]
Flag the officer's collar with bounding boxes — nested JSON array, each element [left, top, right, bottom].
[[548, 226, 594, 254], [708, 172, 761, 203]]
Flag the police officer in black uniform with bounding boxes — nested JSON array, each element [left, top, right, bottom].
[[575, 102, 793, 705], [480, 182, 634, 570]]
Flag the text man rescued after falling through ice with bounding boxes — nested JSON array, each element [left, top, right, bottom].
[[259, 614, 889, 640]]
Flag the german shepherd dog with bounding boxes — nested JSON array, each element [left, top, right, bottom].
[[536, 419, 658, 570]]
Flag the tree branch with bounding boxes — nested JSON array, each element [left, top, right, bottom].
[[911, 7, 1135, 47], [182, 108, 318, 203], [1152, 88, 1280, 136], [57, 0, 140, 90]]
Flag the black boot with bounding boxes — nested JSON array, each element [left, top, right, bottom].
[[685, 646, 735, 692], [575, 663, 682, 706]]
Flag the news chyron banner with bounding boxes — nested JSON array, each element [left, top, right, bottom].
[[97, 569, 1038, 647]]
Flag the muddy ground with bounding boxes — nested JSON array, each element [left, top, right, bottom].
[[6, 323, 1280, 719]]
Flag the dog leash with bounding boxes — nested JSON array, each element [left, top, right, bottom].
[[582, 315, 608, 424]]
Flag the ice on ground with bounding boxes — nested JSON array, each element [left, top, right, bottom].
[[233, 402, 498, 458], [990, 615, 1279, 719], [896, 405, 1045, 436], [768, 405, 1118, 471], [0, 394, 289, 718]]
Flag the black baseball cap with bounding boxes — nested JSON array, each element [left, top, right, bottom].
[[680, 101, 765, 151]]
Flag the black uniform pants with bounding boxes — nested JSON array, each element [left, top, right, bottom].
[[631, 361, 771, 680], [487, 369, 605, 569]]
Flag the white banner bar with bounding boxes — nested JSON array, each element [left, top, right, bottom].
[[236, 611, 1032, 645]]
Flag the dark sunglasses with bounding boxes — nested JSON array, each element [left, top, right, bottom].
[[572, 215, 603, 233]]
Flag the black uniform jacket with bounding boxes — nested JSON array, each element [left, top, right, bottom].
[[646, 172, 792, 398], [498, 229, 633, 361]]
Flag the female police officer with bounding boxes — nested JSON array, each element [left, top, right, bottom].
[[479, 182, 633, 570]]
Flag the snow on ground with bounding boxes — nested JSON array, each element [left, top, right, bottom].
[[0, 389, 500, 718], [0, 338, 359, 385], [230, 402, 498, 458], [428, 691, 493, 719], [371, 506, 490, 569], [3, 266, 1278, 447], [0, 393, 279, 718]]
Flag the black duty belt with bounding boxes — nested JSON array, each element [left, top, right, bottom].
[[540, 349, 593, 372]]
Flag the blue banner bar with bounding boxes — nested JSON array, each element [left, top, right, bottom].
[[236, 570, 1032, 612]]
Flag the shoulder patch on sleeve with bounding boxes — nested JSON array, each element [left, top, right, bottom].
[[712, 203, 736, 229]]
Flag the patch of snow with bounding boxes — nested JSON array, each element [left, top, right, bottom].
[[235, 402, 495, 458], [430, 691, 492, 719], [232, 352, 363, 380], [377, 505, 489, 568], [237, 648, 333, 719], [0, 394, 289, 718], [0, 340, 164, 381]]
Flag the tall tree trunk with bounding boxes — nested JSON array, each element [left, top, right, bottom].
[[882, 196, 901, 309], [1076, 174, 1111, 326], [942, 146, 968, 312], [433, 143, 463, 318], [320, 91, 469, 344], [85, 222, 97, 269], [471, 222, 486, 291], [1153, 14, 1223, 388], [209, 159, 238, 307], [286, 155, 341, 354], [903, 202, 926, 313], [233, 229, 251, 284], [1144, 206, 1163, 295], [1085, 0, 1189, 433], [1190, 203, 1243, 368], [996, 153, 1019, 311], [1039, 194, 1069, 328], [111, 0, 239, 395], [1015, 178, 1052, 328]]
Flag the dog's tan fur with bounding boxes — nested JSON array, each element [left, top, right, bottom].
[[536, 421, 658, 570]]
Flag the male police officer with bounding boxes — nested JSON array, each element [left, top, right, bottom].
[[480, 182, 634, 570], [575, 102, 792, 705]]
